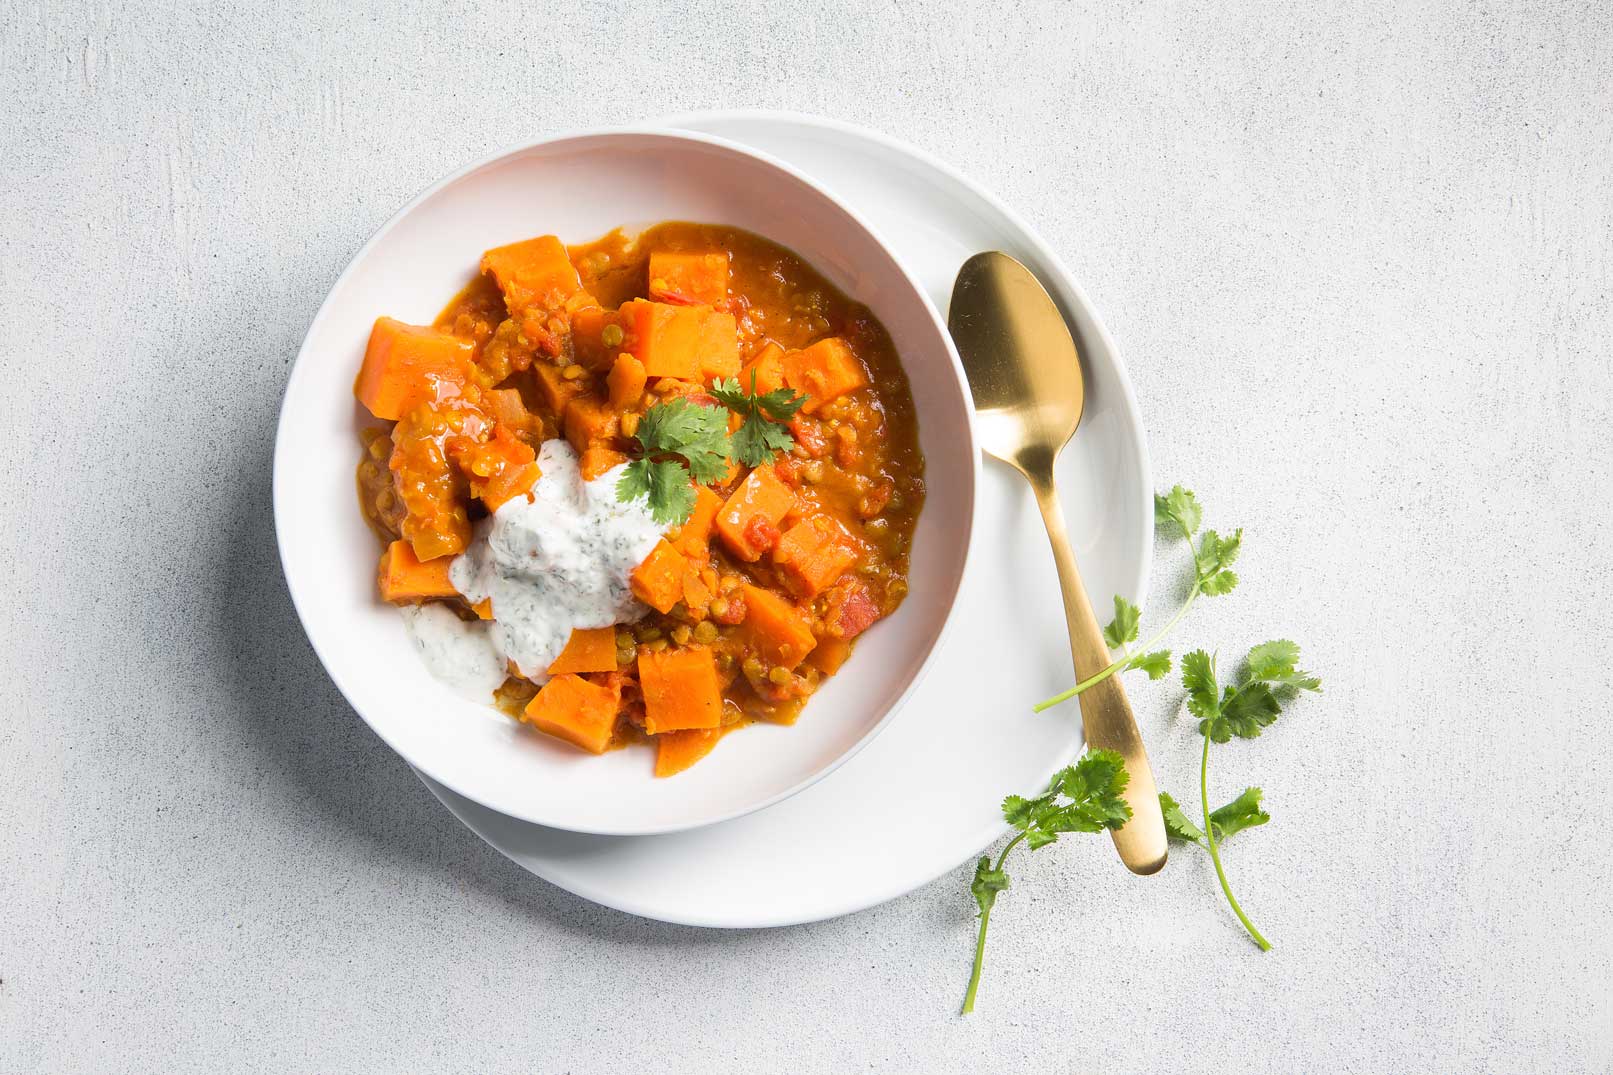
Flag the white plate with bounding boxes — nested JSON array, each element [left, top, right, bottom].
[[274, 129, 978, 835], [417, 111, 1153, 927]]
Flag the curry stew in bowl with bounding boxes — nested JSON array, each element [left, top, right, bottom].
[[355, 223, 924, 775]]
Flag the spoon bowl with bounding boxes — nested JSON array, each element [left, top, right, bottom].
[[950, 252, 1086, 477]]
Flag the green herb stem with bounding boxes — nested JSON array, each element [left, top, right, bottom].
[[1033, 583, 1202, 713], [1200, 730, 1271, 951], [961, 832, 1025, 1015]]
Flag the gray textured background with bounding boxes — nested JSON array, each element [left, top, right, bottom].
[[4, 1, 1610, 1071]]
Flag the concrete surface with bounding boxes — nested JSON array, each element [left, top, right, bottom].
[[3, 1, 1610, 1071]]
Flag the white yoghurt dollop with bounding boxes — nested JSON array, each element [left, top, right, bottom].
[[447, 439, 666, 683], [399, 602, 508, 702]]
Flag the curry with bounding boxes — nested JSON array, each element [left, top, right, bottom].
[[354, 222, 924, 774]]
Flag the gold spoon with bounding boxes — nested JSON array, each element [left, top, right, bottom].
[[949, 251, 1167, 875]]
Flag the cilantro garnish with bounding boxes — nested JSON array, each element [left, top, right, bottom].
[[709, 373, 807, 467], [616, 397, 730, 525], [961, 484, 1323, 1012], [1160, 642, 1319, 950], [615, 376, 807, 523], [961, 750, 1131, 1014]]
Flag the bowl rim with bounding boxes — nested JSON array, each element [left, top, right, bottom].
[[272, 125, 982, 834]]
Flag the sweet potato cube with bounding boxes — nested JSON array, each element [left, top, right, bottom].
[[631, 540, 687, 614], [547, 627, 620, 675], [648, 251, 729, 307], [715, 465, 795, 561], [773, 515, 858, 598], [534, 361, 583, 414], [782, 337, 868, 414], [606, 353, 647, 411], [654, 727, 725, 777], [481, 235, 585, 315], [806, 636, 853, 675], [673, 486, 723, 560], [738, 342, 786, 396], [563, 394, 619, 453], [578, 445, 627, 481], [480, 459, 540, 511], [355, 318, 474, 421], [739, 585, 816, 669], [618, 300, 739, 381], [638, 646, 723, 734], [694, 310, 742, 381], [570, 305, 621, 371], [485, 388, 539, 441], [680, 563, 714, 612], [522, 673, 619, 754], [377, 540, 459, 603]]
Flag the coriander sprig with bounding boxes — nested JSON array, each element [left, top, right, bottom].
[[1160, 642, 1320, 950], [616, 397, 731, 524], [1034, 486, 1239, 712], [709, 373, 808, 467], [961, 484, 1322, 1014], [962, 750, 1131, 1014], [615, 375, 810, 525]]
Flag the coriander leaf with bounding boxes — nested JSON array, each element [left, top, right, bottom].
[[970, 855, 1009, 915], [644, 459, 698, 526], [617, 398, 731, 523], [709, 375, 806, 420], [1053, 750, 1133, 832], [711, 374, 808, 467], [1196, 528, 1242, 595], [1154, 485, 1202, 537], [1128, 650, 1172, 679], [1103, 594, 1141, 649], [1245, 639, 1299, 680], [1024, 825, 1061, 850], [728, 408, 796, 467], [754, 385, 808, 422], [617, 457, 698, 526], [1209, 787, 1270, 841], [1181, 650, 1220, 721], [1217, 682, 1280, 740], [1159, 791, 1205, 844], [1060, 749, 1129, 807], [1001, 794, 1034, 828], [1245, 639, 1322, 692], [634, 397, 731, 483], [615, 458, 652, 504], [1266, 668, 1322, 692]]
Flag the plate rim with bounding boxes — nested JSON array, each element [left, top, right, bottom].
[[412, 111, 1157, 927], [272, 124, 982, 835]]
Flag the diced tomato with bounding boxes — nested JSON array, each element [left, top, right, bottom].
[[712, 592, 747, 625], [790, 416, 827, 458], [828, 582, 882, 639], [743, 516, 781, 556], [858, 480, 894, 519]]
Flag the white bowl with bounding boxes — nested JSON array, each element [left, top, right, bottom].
[[274, 129, 979, 835]]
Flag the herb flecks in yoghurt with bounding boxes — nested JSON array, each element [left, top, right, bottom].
[[449, 439, 666, 682]]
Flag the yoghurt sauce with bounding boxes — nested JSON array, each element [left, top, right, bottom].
[[400, 439, 666, 695]]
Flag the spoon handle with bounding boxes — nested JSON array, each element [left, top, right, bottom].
[[1031, 479, 1168, 875]]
